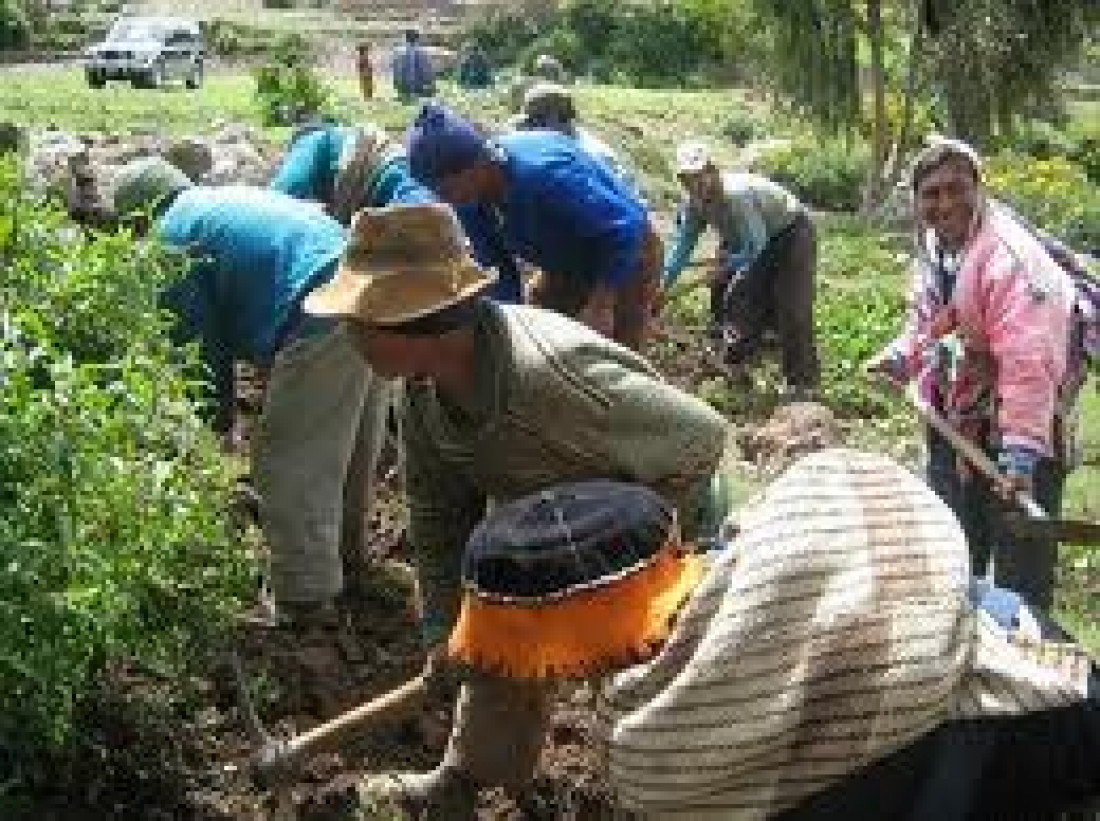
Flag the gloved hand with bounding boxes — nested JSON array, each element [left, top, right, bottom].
[[995, 445, 1040, 500], [864, 348, 908, 387]]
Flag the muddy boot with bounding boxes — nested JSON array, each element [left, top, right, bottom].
[[355, 765, 479, 821]]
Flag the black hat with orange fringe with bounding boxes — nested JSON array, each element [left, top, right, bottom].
[[446, 480, 706, 680]]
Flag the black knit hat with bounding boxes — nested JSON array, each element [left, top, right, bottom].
[[447, 480, 704, 680]]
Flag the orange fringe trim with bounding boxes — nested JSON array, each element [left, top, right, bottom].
[[447, 543, 705, 680]]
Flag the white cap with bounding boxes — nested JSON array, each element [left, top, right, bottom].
[[675, 139, 712, 175]]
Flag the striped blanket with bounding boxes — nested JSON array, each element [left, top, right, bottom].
[[597, 449, 1094, 819]]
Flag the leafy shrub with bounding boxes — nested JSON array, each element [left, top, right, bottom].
[[0, 0, 30, 50], [253, 37, 331, 126], [463, 0, 734, 86], [0, 157, 252, 761], [721, 108, 767, 145], [465, 8, 546, 67], [986, 153, 1100, 248], [1009, 119, 1079, 161], [754, 136, 870, 212]]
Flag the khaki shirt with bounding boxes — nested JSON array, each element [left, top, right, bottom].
[[404, 303, 729, 642]]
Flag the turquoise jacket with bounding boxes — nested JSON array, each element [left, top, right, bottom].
[[158, 186, 344, 429]]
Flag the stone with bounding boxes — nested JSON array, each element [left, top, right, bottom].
[[165, 137, 214, 181]]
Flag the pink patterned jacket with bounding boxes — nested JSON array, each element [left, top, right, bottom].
[[885, 202, 1075, 458]]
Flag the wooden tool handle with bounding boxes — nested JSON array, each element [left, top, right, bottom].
[[282, 672, 432, 760], [906, 387, 1048, 520]]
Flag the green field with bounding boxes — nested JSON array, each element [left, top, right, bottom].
[[1, 63, 1095, 648]]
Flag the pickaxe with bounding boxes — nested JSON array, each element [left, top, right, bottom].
[[226, 647, 446, 789], [905, 387, 1100, 545]]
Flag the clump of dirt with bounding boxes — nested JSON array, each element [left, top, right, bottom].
[[740, 401, 844, 475]]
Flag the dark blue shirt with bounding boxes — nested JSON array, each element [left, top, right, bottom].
[[392, 43, 435, 98], [482, 131, 648, 288]]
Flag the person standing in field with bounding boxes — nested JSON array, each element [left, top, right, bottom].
[[391, 27, 435, 101], [356, 42, 373, 101], [662, 140, 821, 395], [866, 137, 1078, 611]]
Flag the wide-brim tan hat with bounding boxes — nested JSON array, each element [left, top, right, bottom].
[[304, 201, 496, 326]]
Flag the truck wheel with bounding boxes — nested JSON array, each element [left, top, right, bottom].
[[185, 60, 203, 89], [86, 70, 106, 88]]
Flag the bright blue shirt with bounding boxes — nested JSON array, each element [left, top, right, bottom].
[[157, 186, 345, 427], [270, 125, 524, 303], [480, 131, 648, 289]]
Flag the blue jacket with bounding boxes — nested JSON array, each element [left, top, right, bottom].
[[268, 125, 348, 205], [392, 43, 435, 98], [157, 186, 345, 429], [270, 124, 524, 303], [477, 131, 648, 289]]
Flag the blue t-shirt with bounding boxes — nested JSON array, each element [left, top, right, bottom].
[[157, 187, 345, 424], [486, 131, 648, 288]]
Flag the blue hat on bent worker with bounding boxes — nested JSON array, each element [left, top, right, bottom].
[[111, 156, 193, 218], [406, 101, 492, 186], [446, 480, 706, 680]]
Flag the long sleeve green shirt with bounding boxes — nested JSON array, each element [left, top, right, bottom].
[[403, 303, 730, 644]]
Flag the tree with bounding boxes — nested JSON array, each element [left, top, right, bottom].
[[752, 0, 1097, 208], [922, 0, 1098, 147]]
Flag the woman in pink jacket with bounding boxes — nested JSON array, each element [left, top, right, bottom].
[[867, 138, 1076, 610]]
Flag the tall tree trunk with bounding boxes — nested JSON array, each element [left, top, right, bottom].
[[861, 0, 888, 213], [883, 0, 926, 196]]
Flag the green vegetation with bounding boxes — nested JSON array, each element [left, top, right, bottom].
[[986, 153, 1100, 247], [754, 136, 870, 212], [0, 0, 30, 50], [0, 155, 254, 764], [464, 0, 741, 86], [252, 35, 332, 126]]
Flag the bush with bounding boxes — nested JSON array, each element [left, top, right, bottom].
[[253, 37, 331, 126], [0, 0, 30, 50], [754, 136, 870, 212], [462, 0, 734, 86], [720, 108, 767, 145], [986, 153, 1100, 248], [0, 157, 252, 763]]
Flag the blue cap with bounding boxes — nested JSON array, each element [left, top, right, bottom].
[[406, 102, 490, 186]]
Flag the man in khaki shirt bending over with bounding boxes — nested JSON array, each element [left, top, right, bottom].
[[304, 201, 730, 818]]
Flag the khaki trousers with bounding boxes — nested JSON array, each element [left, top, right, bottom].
[[253, 325, 391, 608], [443, 675, 551, 791]]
